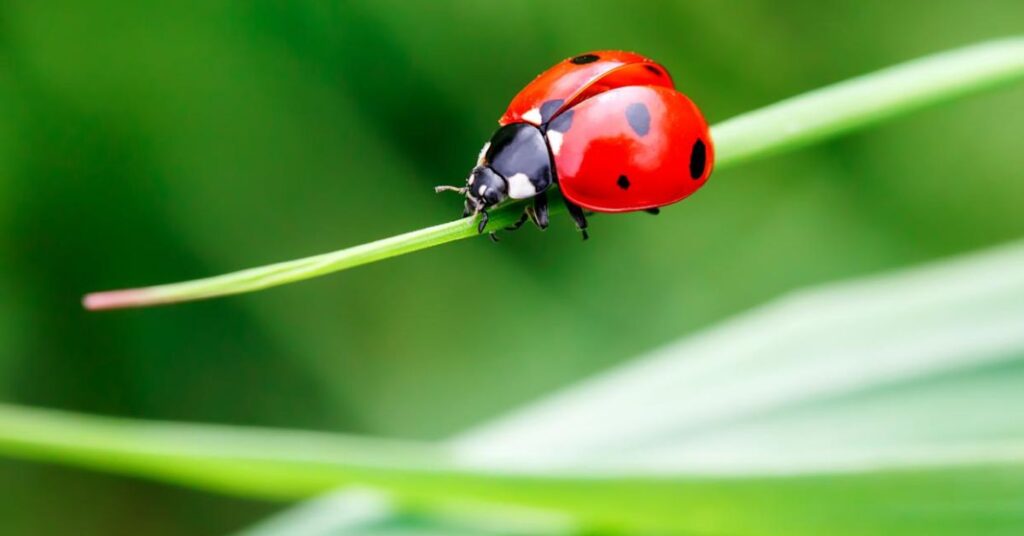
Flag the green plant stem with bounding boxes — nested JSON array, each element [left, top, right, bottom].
[[83, 37, 1024, 310]]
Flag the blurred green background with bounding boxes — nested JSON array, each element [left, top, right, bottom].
[[1, 1, 1022, 534]]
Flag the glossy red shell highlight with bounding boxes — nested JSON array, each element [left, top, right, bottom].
[[500, 51, 674, 126], [553, 86, 713, 213]]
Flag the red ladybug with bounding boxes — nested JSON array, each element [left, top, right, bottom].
[[436, 51, 713, 239]]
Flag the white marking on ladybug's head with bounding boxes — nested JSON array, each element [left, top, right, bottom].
[[506, 172, 537, 200], [467, 166, 508, 208], [522, 108, 543, 125], [547, 130, 564, 156], [477, 142, 490, 166]]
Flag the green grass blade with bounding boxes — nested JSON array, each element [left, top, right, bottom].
[[83, 37, 1024, 310], [235, 490, 574, 536], [2, 402, 1024, 535], [712, 37, 1024, 166], [0, 403, 452, 498]]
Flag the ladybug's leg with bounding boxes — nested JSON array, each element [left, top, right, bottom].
[[504, 211, 530, 231], [645, 208, 660, 215], [531, 192, 550, 230], [477, 210, 489, 234], [562, 198, 589, 241], [503, 191, 550, 233]]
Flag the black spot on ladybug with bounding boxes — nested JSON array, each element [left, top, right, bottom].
[[644, 65, 662, 77], [540, 99, 564, 123], [690, 139, 707, 179], [616, 174, 631, 190], [570, 54, 600, 65], [547, 109, 574, 133], [625, 103, 651, 136]]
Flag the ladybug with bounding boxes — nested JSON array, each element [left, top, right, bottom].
[[436, 51, 713, 240]]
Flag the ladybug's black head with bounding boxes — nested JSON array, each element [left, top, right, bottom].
[[463, 165, 508, 215], [435, 122, 552, 233], [434, 164, 508, 218]]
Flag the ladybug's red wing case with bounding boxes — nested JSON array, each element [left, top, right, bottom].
[[552, 85, 713, 213], [500, 51, 674, 127]]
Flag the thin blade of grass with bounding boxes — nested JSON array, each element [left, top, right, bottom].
[[712, 36, 1024, 166], [83, 37, 1024, 310], [236, 489, 575, 536], [1, 402, 1024, 535]]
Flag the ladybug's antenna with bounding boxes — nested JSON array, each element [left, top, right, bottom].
[[434, 185, 467, 194]]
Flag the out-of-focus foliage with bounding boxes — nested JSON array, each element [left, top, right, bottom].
[[3, 240, 1024, 536], [0, 1, 1022, 535]]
